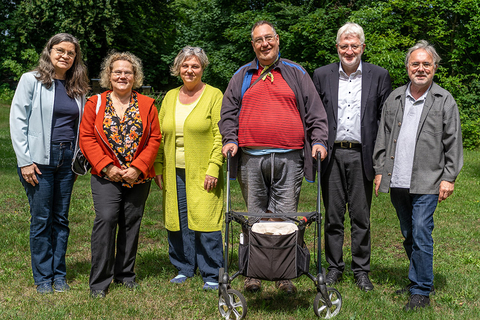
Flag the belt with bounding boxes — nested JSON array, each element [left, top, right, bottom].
[[334, 142, 361, 149], [52, 141, 73, 146]]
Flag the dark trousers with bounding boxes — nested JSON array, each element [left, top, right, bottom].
[[168, 169, 223, 283], [321, 147, 372, 275], [89, 175, 151, 291]]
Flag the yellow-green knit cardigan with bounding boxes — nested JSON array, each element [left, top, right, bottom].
[[154, 85, 224, 232]]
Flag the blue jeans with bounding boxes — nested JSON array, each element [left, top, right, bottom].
[[168, 169, 223, 283], [390, 188, 438, 296], [18, 142, 75, 285]]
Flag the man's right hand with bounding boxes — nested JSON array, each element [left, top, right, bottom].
[[222, 143, 238, 157], [374, 174, 382, 197]]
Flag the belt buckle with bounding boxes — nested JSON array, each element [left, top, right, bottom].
[[340, 141, 351, 148]]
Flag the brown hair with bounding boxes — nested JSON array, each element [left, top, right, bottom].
[[34, 33, 89, 98], [251, 20, 277, 40]]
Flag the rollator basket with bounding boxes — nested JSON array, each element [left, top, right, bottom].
[[237, 220, 310, 281]]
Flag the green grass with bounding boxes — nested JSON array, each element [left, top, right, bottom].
[[1, 101, 479, 319]]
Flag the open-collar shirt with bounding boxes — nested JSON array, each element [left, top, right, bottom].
[[336, 62, 363, 143], [390, 83, 431, 188]]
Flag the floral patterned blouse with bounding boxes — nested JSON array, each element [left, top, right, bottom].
[[103, 91, 149, 187]]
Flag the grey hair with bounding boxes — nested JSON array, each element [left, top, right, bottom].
[[170, 46, 209, 77], [336, 22, 365, 44], [251, 20, 277, 40], [405, 40, 441, 68]]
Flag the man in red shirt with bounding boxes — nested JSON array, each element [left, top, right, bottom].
[[220, 20, 328, 294]]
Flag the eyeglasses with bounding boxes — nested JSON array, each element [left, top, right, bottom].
[[52, 47, 76, 59], [338, 44, 362, 51], [253, 34, 277, 46], [111, 71, 134, 78], [182, 47, 203, 54], [409, 62, 434, 71]]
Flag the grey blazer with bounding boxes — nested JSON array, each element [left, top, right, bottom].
[[312, 62, 392, 181], [373, 82, 463, 194]]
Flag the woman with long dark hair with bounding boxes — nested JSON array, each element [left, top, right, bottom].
[[10, 33, 89, 294]]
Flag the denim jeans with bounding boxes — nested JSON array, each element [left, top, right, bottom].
[[168, 169, 223, 283], [18, 142, 75, 285], [390, 188, 438, 296]]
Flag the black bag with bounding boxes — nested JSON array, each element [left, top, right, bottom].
[[71, 94, 101, 175], [71, 148, 91, 175], [238, 222, 310, 281]]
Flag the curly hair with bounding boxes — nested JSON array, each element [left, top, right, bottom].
[[170, 46, 209, 77], [34, 33, 89, 98], [99, 51, 144, 90]]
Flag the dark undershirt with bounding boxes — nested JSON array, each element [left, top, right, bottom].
[[51, 79, 79, 143]]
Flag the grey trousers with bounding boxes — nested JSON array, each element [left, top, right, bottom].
[[238, 150, 303, 215], [89, 175, 151, 291], [321, 147, 372, 275]]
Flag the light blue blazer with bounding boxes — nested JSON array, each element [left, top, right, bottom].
[[9, 71, 85, 167]]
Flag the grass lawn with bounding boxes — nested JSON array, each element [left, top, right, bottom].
[[1, 101, 479, 319]]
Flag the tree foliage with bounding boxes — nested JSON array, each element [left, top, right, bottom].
[[2, 0, 177, 88], [1, 0, 479, 148]]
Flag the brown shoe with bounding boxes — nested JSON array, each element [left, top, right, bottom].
[[244, 277, 261, 292], [275, 280, 297, 294]]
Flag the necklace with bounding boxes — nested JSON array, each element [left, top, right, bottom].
[[111, 92, 131, 116]]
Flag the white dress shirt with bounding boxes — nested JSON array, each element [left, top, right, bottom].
[[336, 62, 362, 143]]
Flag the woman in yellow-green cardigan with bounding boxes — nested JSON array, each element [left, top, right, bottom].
[[154, 46, 224, 290]]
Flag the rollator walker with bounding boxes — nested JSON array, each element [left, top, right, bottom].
[[217, 152, 343, 319]]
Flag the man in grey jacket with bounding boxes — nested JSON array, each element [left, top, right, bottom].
[[373, 40, 463, 311]]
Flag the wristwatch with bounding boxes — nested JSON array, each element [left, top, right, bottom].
[[102, 166, 108, 174]]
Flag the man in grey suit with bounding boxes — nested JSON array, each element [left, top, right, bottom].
[[373, 40, 463, 310], [312, 22, 392, 291]]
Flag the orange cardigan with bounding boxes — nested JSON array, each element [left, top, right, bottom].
[[79, 90, 161, 178]]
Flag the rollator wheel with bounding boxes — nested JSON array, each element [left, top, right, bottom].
[[218, 289, 247, 319], [313, 288, 342, 318]]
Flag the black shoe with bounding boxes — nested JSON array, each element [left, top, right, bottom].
[[395, 281, 435, 295], [244, 277, 261, 292], [404, 294, 430, 311], [91, 289, 106, 299], [355, 273, 374, 292], [325, 270, 342, 286], [123, 281, 139, 290]]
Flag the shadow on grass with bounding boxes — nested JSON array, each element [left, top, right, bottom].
[[136, 250, 176, 280], [241, 286, 316, 314], [66, 252, 177, 283], [67, 258, 91, 281], [371, 263, 447, 293]]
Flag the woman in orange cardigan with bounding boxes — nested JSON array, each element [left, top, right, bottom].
[[80, 51, 161, 298]]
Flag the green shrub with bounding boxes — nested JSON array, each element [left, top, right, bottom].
[[456, 80, 480, 150], [0, 83, 15, 104]]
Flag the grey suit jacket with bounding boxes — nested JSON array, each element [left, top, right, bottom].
[[373, 82, 463, 194], [312, 62, 392, 181]]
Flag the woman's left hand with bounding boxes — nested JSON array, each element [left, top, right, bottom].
[[122, 166, 141, 185], [204, 174, 218, 192]]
